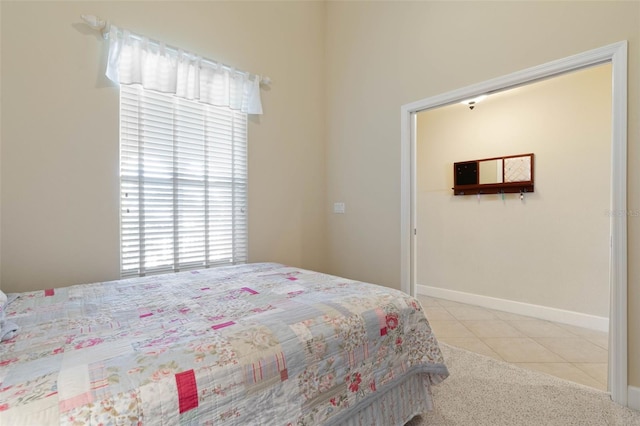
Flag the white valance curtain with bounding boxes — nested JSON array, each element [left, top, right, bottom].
[[105, 25, 263, 114]]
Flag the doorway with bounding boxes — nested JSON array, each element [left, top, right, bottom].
[[400, 42, 628, 406]]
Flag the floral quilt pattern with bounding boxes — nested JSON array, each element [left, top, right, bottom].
[[0, 263, 448, 425]]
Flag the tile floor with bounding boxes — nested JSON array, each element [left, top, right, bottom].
[[418, 295, 608, 391]]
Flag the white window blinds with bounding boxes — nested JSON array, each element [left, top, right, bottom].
[[120, 84, 247, 278]]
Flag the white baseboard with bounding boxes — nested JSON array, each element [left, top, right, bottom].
[[417, 285, 608, 332], [629, 386, 640, 411]]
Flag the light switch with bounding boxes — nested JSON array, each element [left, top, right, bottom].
[[333, 202, 346, 214]]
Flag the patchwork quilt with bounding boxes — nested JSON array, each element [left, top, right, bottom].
[[0, 263, 448, 425]]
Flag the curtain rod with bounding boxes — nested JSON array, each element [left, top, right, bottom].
[[80, 14, 271, 86]]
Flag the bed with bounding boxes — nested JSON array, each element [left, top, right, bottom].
[[0, 263, 448, 425]]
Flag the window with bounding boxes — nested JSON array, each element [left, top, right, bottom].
[[120, 84, 247, 278]]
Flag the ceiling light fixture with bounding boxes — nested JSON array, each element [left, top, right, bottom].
[[460, 95, 488, 110]]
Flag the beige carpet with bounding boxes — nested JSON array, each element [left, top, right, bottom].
[[408, 343, 640, 426]]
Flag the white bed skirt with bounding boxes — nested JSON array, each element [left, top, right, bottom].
[[334, 373, 435, 426]]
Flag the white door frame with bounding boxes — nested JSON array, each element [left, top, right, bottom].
[[400, 41, 628, 406]]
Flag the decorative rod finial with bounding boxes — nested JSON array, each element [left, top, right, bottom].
[[81, 14, 106, 31]]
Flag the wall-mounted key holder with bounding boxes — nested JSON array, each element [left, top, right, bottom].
[[453, 153, 534, 196]]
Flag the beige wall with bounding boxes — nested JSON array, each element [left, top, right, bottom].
[[417, 64, 611, 318], [0, 1, 327, 291], [0, 0, 2, 290], [324, 1, 639, 388]]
